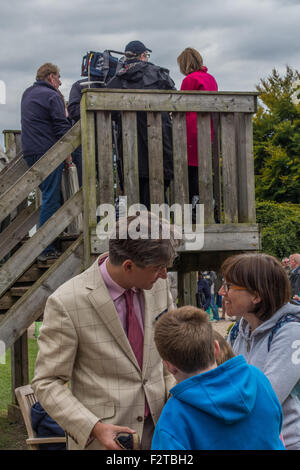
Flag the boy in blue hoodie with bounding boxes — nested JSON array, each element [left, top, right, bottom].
[[151, 306, 285, 450]]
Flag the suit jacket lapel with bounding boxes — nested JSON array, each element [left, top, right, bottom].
[[141, 289, 154, 377]]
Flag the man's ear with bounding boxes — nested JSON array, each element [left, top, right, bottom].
[[214, 340, 221, 359], [163, 359, 178, 376], [122, 259, 134, 273]]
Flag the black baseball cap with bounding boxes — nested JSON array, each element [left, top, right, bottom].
[[125, 41, 152, 56]]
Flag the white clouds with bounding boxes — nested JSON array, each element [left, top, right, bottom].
[[1, 0, 300, 144]]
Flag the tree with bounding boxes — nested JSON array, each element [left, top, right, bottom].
[[255, 200, 300, 259], [253, 66, 300, 203]]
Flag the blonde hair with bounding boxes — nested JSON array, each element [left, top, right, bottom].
[[154, 306, 215, 373], [177, 48, 203, 76], [36, 63, 59, 81]]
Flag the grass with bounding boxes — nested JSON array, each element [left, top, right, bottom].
[[0, 336, 39, 450]]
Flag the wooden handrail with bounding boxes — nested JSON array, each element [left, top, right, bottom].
[[0, 189, 83, 298], [0, 121, 81, 225], [0, 234, 83, 350]]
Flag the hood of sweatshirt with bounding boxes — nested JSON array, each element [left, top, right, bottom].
[[238, 302, 300, 342], [170, 355, 258, 424]]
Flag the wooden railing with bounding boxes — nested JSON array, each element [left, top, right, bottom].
[[80, 89, 260, 267]]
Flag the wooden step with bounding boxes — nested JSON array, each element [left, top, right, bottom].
[[10, 285, 31, 297], [0, 292, 14, 310]]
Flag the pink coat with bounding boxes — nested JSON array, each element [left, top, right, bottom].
[[180, 67, 218, 166]]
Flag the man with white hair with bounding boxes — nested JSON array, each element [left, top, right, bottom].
[[289, 253, 300, 297]]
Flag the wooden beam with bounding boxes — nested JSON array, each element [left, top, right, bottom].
[[0, 121, 81, 225], [80, 95, 97, 269], [0, 190, 83, 298], [122, 112, 140, 207], [197, 113, 214, 224], [83, 89, 258, 113], [96, 111, 114, 207], [0, 155, 27, 196], [147, 112, 164, 205], [0, 235, 83, 350], [235, 113, 256, 223], [90, 223, 261, 254], [0, 203, 40, 261], [220, 113, 239, 224]]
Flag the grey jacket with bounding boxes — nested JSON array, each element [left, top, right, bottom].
[[232, 302, 300, 450]]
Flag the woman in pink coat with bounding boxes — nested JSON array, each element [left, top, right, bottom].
[[177, 48, 218, 203]]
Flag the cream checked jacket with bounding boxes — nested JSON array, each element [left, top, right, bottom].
[[31, 254, 176, 450]]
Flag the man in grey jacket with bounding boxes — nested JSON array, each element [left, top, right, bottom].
[[289, 253, 300, 297]]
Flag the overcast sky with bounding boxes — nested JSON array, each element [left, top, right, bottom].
[[1, 0, 300, 148]]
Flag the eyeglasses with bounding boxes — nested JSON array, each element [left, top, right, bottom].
[[144, 52, 150, 59], [221, 282, 247, 293]]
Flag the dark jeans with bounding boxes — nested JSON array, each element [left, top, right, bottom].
[[24, 155, 64, 254], [71, 146, 82, 187]]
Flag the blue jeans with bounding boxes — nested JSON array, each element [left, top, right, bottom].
[[210, 294, 219, 320], [24, 155, 64, 254]]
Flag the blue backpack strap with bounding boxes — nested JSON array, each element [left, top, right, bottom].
[[228, 319, 241, 346], [268, 314, 300, 352]]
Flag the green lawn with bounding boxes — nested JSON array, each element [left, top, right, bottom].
[[0, 337, 39, 449]]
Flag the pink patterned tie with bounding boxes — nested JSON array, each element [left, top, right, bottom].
[[124, 289, 150, 417], [124, 289, 144, 369]]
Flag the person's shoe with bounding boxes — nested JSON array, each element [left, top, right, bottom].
[[37, 250, 61, 263], [219, 317, 226, 321]]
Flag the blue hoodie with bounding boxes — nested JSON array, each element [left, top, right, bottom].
[[151, 355, 285, 450]]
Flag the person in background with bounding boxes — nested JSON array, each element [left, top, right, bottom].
[[151, 306, 285, 450], [21, 63, 71, 261], [289, 254, 300, 298], [196, 271, 211, 311], [108, 41, 175, 209], [177, 48, 218, 204], [219, 253, 300, 450]]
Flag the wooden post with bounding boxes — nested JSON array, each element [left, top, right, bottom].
[[235, 113, 256, 223], [122, 112, 140, 207], [9, 332, 28, 415], [197, 113, 214, 224], [220, 113, 239, 224], [81, 94, 97, 268], [147, 112, 164, 205]]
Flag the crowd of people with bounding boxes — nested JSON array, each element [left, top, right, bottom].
[[18, 41, 300, 451]]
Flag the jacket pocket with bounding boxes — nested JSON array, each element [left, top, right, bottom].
[[84, 401, 115, 421]]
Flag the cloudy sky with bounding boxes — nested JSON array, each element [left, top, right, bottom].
[[1, 0, 300, 148]]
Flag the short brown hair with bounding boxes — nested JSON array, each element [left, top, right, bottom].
[[177, 48, 203, 76], [36, 63, 59, 81], [212, 330, 235, 365], [221, 253, 291, 321], [154, 306, 215, 373], [109, 213, 180, 268]]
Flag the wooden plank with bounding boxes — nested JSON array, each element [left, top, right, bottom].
[[90, 223, 261, 254], [220, 113, 239, 224], [172, 113, 189, 226], [0, 236, 83, 350], [0, 190, 83, 298], [122, 112, 140, 207], [0, 121, 81, 225], [0, 204, 40, 261], [11, 333, 28, 404], [96, 111, 114, 206], [235, 113, 256, 223], [211, 113, 221, 223], [84, 90, 258, 113], [80, 94, 97, 268], [147, 112, 164, 205], [17, 266, 42, 283], [197, 113, 214, 224], [10, 286, 30, 297], [0, 293, 14, 310], [177, 271, 192, 307]]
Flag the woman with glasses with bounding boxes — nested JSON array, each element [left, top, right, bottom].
[[219, 253, 300, 450], [177, 48, 218, 204]]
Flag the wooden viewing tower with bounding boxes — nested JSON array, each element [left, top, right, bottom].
[[0, 89, 260, 417]]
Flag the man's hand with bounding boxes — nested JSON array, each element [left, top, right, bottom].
[[91, 421, 137, 450]]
